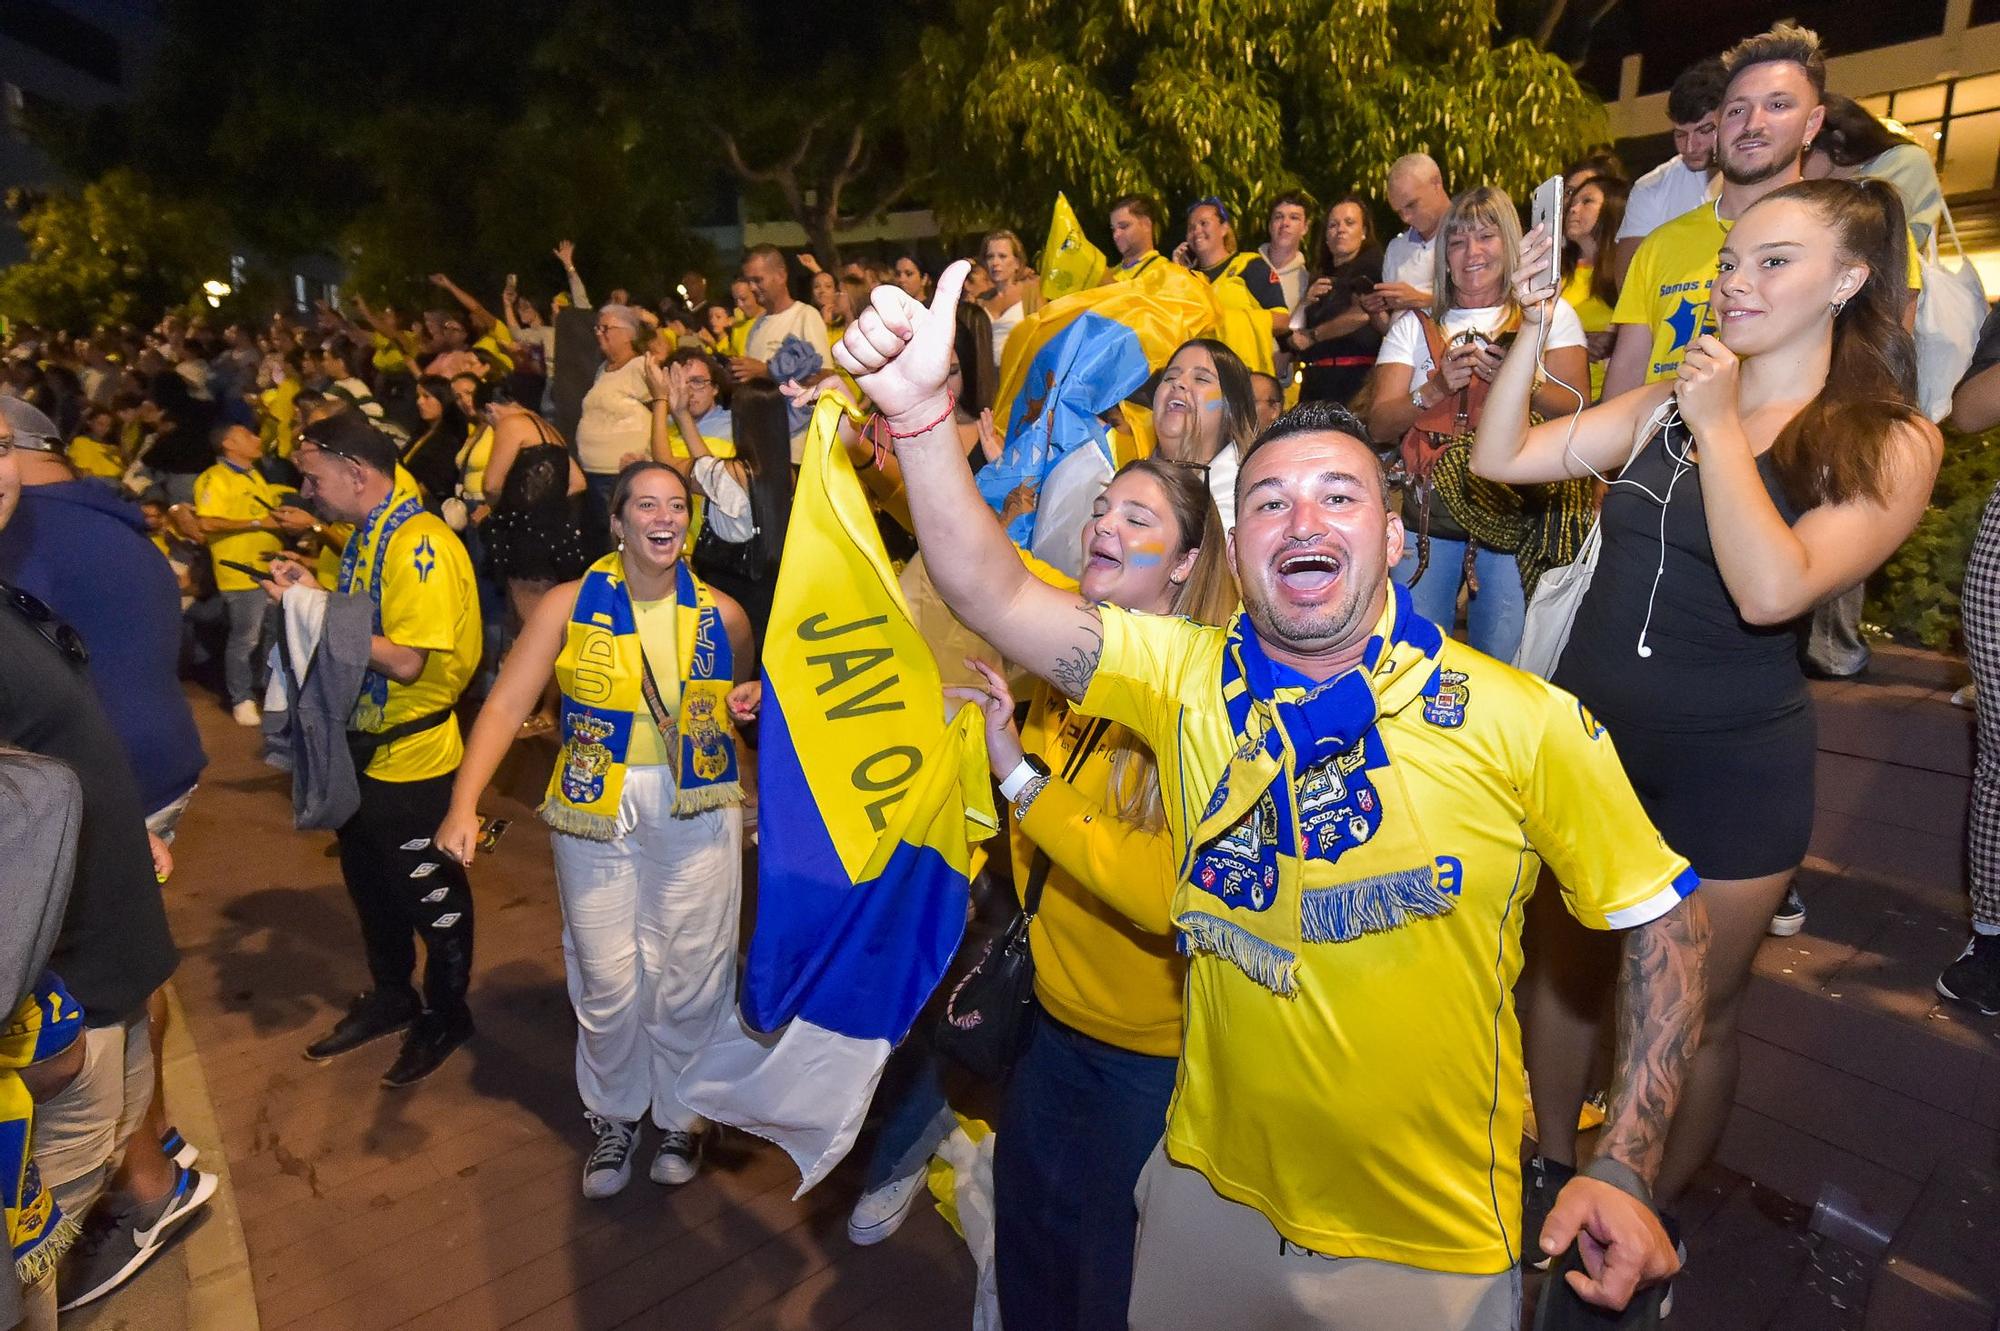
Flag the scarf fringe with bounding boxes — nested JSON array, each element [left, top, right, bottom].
[[1300, 866, 1454, 944], [14, 1210, 80, 1286], [1175, 912, 1300, 997], [539, 797, 621, 842], [672, 780, 743, 816]]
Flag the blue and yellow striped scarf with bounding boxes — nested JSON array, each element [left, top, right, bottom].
[[1176, 584, 1455, 995], [543, 553, 740, 838], [3, 973, 82, 1284]]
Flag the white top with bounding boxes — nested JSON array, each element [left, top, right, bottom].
[[1381, 227, 1439, 292], [744, 301, 831, 372], [1378, 303, 1585, 385], [575, 355, 653, 475], [987, 297, 1028, 370], [1207, 441, 1239, 534], [1617, 158, 1715, 243], [1257, 245, 1312, 312], [692, 456, 757, 543]]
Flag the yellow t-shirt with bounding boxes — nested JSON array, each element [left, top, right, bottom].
[[1078, 602, 1695, 1273], [348, 501, 481, 782], [457, 426, 494, 502], [67, 436, 125, 481], [624, 594, 681, 768], [1562, 265, 1615, 401], [1013, 692, 1184, 1056], [1108, 251, 1165, 284], [193, 461, 283, 592], [260, 377, 302, 457], [1614, 199, 1923, 383]]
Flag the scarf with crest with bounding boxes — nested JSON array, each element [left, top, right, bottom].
[[3, 973, 82, 1285], [1176, 583, 1456, 996], [543, 552, 740, 838], [338, 466, 426, 731]]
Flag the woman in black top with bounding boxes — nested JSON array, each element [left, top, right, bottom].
[[401, 375, 470, 509], [1473, 180, 1942, 1222], [1287, 196, 1384, 407]]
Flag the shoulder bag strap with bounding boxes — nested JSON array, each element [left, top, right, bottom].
[[1021, 713, 1115, 918]]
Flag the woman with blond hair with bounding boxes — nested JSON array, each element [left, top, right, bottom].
[[978, 229, 1043, 371], [1368, 184, 1591, 659]]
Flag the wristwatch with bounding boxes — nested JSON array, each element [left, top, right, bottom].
[[998, 753, 1051, 803]]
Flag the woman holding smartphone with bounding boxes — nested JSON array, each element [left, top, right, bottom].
[[1474, 179, 1941, 1245]]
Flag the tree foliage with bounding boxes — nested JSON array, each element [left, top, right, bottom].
[[913, 0, 1611, 235], [0, 169, 230, 330]]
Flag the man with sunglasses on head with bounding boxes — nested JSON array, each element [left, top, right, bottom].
[[266, 411, 482, 1088], [0, 410, 214, 1312]]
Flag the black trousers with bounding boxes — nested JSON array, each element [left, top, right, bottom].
[[335, 770, 475, 1024]]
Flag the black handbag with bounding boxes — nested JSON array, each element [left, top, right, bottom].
[[936, 716, 1110, 1081]]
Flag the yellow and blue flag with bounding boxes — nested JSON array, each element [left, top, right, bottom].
[[1039, 192, 1106, 301], [680, 392, 997, 1194]]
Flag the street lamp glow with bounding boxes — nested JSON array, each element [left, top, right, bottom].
[[202, 279, 233, 298]]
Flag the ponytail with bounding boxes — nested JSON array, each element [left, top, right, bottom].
[[1755, 178, 1921, 510]]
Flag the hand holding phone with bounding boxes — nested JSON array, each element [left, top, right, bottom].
[[1525, 174, 1565, 297]]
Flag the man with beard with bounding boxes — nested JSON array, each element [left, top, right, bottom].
[[1604, 23, 1848, 400], [834, 263, 1709, 1328]]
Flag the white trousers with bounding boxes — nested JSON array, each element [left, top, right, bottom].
[[550, 765, 742, 1129]]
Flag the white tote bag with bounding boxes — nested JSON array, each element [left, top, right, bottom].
[[1512, 430, 1651, 680], [1916, 200, 1987, 423]]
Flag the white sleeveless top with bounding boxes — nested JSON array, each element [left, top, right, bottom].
[[987, 296, 1027, 370]]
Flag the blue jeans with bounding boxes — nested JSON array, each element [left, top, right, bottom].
[[220, 588, 274, 706], [1394, 536, 1525, 661], [992, 1006, 1178, 1331], [858, 1034, 956, 1190]]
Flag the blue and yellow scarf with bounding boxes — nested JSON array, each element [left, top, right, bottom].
[[1176, 584, 1455, 995], [3, 973, 82, 1285], [543, 553, 740, 838], [338, 468, 425, 731]]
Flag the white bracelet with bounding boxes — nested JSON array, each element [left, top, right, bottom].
[[997, 757, 1042, 802]]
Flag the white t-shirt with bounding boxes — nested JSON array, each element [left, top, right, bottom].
[[692, 456, 756, 543], [744, 300, 831, 374], [1381, 227, 1439, 292], [575, 355, 653, 476], [1378, 303, 1585, 385], [1207, 442, 1239, 535], [1617, 158, 1715, 243]]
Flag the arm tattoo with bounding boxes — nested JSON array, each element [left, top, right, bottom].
[[1047, 601, 1104, 700], [1598, 893, 1710, 1187]]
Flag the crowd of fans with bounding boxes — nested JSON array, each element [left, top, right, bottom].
[[0, 17, 1994, 1331]]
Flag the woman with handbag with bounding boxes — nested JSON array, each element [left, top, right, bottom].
[[1368, 185, 1592, 660], [438, 461, 754, 1200], [646, 359, 789, 642], [1472, 182, 1941, 1260], [946, 456, 1236, 1331]]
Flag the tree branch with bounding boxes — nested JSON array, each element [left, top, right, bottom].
[[1534, 0, 1571, 49]]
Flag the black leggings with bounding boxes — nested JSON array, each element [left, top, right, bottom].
[[335, 771, 475, 1022]]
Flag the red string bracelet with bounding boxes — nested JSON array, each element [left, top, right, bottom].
[[885, 392, 957, 440]]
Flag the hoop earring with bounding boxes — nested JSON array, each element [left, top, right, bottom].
[[1830, 298, 1847, 317]]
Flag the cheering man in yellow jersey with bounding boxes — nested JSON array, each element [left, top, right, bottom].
[[265, 412, 483, 1089], [835, 262, 1709, 1329]]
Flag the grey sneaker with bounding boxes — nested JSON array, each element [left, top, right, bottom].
[[650, 1129, 704, 1185], [57, 1165, 217, 1310], [581, 1113, 640, 1199]]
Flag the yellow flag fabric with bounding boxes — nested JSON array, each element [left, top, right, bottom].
[[1040, 193, 1107, 302], [1099, 254, 1277, 378]]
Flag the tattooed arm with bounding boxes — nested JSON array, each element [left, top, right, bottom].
[[1599, 894, 1709, 1182], [1537, 894, 1709, 1310], [835, 261, 1105, 699]]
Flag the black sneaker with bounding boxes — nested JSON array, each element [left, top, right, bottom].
[[650, 1128, 704, 1186], [1767, 884, 1806, 937], [304, 990, 419, 1062], [1522, 1154, 1575, 1270], [581, 1114, 640, 1199], [380, 1012, 474, 1088], [56, 1166, 217, 1310], [1937, 933, 2000, 1015]]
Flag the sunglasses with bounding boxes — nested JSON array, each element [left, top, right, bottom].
[[5, 584, 88, 668]]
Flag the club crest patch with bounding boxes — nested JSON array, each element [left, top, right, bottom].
[[1423, 670, 1470, 729]]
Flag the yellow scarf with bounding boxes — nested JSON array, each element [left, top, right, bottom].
[[543, 553, 740, 838], [3, 975, 82, 1283]]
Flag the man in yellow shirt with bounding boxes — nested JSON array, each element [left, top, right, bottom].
[[193, 423, 312, 725], [267, 412, 483, 1088], [836, 267, 1708, 1327]]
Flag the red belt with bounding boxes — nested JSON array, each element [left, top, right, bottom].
[[1304, 354, 1376, 368]]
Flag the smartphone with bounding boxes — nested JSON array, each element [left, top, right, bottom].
[[1528, 174, 1565, 293], [477, 818, 512, 854], [219, 559, 276, 583]]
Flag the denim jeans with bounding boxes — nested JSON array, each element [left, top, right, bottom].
[[1394, 537, 1525, 662], [992, 1006, 1178, 1331], [220, 587, 274, 706], [857, 1031, 956, 1190]]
